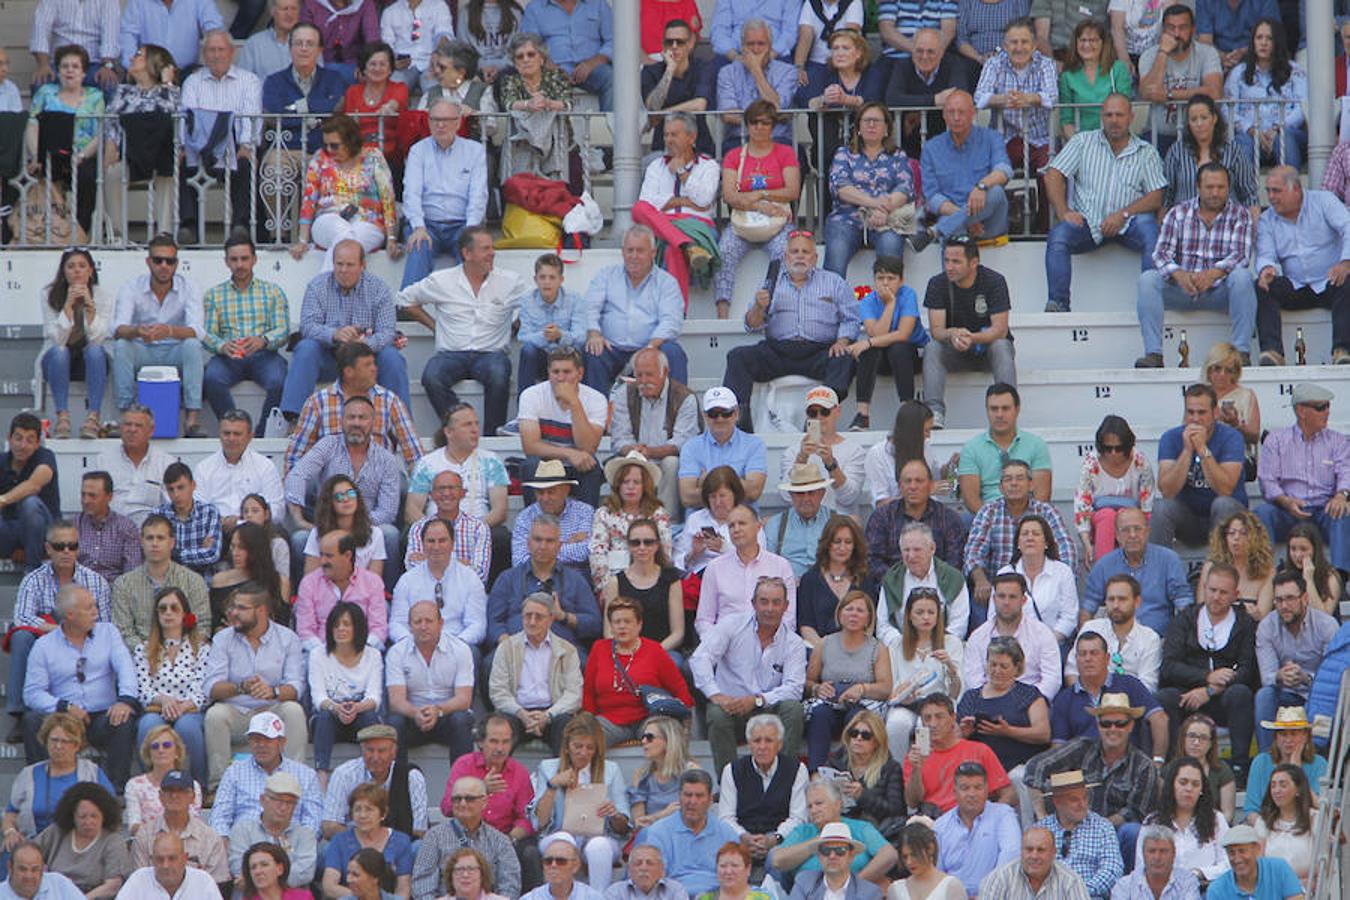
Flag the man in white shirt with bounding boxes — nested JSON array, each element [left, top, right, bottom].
[[400, 100, 489, 287], [391, 517, 486, 654], [398, 226, 527, 438], [95, 405, 173, 526], [1067, 574, 1163, 692], [179, 31, 262, 240], [114, 831, 220, 899], [193, 410, 284, 532], [0, 841, 84, 900], [110, 236, 207, 437], [386, 600, 475, 763], [517, 347, 609, 506]]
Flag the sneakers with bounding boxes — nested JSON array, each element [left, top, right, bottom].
[[847, 413, 870, 431], [5, 717, 22, 745], [1239, 351, 1251, 367], [908, 229, 935, 253], [1134, 353, 1164, 368], [498, 419, 521, 436], [1043, 300, 1070, 313], [1260, 350, 1286, 366]]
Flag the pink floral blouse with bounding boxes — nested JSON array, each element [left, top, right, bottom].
[[588, 506, 674, 592], [1073, 448, 1156, 534]]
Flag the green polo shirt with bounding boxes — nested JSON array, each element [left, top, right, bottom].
[[958, 430, 1054, 503]]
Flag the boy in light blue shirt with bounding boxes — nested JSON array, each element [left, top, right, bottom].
[[516, 254, 587, 397], [850, 254, 929, 431]]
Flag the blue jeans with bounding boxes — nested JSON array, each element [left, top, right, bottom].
[[0, 497, 53, 571], [1136, 268, 1257, 355], [1256, 503, 1350, 572], [6, 630, 37, 714], [571, 62, 614, 111], [935, 184, 1009, 239], [518, 344, 552, 398], [400, 220, 466, 288], [41, 343, 108, 414], [422, 349, 512, 436], [279, 339, 411, 414], [311, 708, 383, 771], [1235, 123, 1307, 169], [138, 711, 207, 789], [1045, 215, 1159, 308], [822, 218, 906, 278], [113, 338, 205, 410], [583, 342, 688, 394], [387, 710, 474, 762], [203, 350, 288, 435]]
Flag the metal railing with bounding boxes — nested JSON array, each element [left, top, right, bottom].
[[1, 96, 1304, 249], [1308, 668, 1349, 899]]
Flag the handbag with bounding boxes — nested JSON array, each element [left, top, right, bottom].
[[730, 148, 788, 242], [612, 641, 691, 720], [560, 782, 609, 838]]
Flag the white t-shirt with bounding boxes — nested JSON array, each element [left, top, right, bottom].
[[1107, 0, 1165, 57], [798, 0, 866, 64], [303, 528, 388, 568], [517, 382, 609, 447], [308, 645, 384, 708]]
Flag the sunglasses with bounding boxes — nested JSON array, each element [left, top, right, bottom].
[[515, 50, 540, 60], [628, 537, 659, 547], [333, 489, 358, 501], [706, 408, 736, 419], [640, 732, 660, 742], [846, 728, 874, 740], [75, 656, 86, 684], [157, 603, 182, 614], [150, 740, 176, 751], [805, 406, 830, 419], [817, 845, 850, 858], [1097, 718, 1132, 729], [1060, 832, 1072, 858], [541, 857, 573, 866], [451, 794, 486, 803], [323, 142, 343, 151], [663, 37, 688, 46], [48, 541, 78, 552], [1098, 443, 1127, 455], [149, 256, 178, 266]]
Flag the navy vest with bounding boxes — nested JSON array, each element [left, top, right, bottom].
[[731, 753, 796, 834]]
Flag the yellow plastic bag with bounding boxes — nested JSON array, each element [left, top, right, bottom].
[[497, 202, 563, 249]]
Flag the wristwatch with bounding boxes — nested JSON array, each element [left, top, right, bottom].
[[755, 695, 765, 709], [974, 181, 988, 192]]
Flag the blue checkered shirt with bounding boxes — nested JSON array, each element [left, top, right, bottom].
[[209, 756, 323, 836], [151, 499, 222, 570], [964, 497, 1079, 575], [298, 271, 397, 353], [974, 50, 1059, 146], [15, 563, 110, 627], [1034, 812, 1123, 899], [750, 268, 861, 344]]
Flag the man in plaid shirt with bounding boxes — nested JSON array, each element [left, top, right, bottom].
[[1136, 162, 1256, 368], [152, 462, 222, 578]]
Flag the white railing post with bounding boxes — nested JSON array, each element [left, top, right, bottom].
[[1308, 0, 1335, 185], [610, 0, 642, 233]]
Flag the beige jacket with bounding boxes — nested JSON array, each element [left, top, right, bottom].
[[488, 631, 582, 717]]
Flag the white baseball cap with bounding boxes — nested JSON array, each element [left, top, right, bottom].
[[247, 712, 286, 739], [703, 386, 738, 413]]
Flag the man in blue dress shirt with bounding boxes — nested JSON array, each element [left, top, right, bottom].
[[583, 225, 688, 393], [934, 761, 1022, 896], [400, 99, 488, 288], [1255, 166, 1350, 365], [914, 91, 1013, 248], [520, 0, 614, 110], [119, 0, 223, 69], [21, 585, 138, 787], [642, 770, 740, 896]]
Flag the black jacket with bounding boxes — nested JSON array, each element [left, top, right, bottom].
[[1160, 603, 1259, 692]]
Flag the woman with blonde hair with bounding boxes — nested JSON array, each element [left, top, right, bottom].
[[1203, 342, 1262, 475], [629, 716, 699, 828], [1202, 509, 1275, 619], [132, 585, 211, 789], [591, 453, 673, 591], [805, 590, 893, 771], [124, 725, 203, 833], [824, 708, 906, 840]]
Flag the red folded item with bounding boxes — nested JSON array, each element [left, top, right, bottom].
[[502, 173, 580, 219], [4, 614, 56, 653]]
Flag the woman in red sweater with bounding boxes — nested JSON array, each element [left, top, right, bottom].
[[583, 596, 693, 746]]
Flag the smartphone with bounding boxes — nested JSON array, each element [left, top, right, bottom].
[[915, 724, 931, 755], [701, 526, 717, 538], [396, 53, 411, 62], [807, 419, 822, 444]]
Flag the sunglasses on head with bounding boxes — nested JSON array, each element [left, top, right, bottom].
[[788, 229, 814, 240]]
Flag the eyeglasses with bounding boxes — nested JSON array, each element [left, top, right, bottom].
[[150, 740, 176, 751], [149, 256, 178, 266], [48, 541, 78, 551], [640, 732, 660, 743], [628, 537, 659, 547], [452, 865, 482, 875], [845, 728, 874, 740], [75, 656, 86, 684], [817, 845, 850, 858], [451, 794, 486, 803], [805, 406, 830, 419], [333, 489, 358, 501], [46, 735, 77, 746], [859, 116, 887, 126], [1098, 443, 1127, 455], [1097, 718, 1132, 729], [541, 857, 573, 866], [706, 408, 736, 419], [323, 142, 342, 152], [747, 118, 775, 127]]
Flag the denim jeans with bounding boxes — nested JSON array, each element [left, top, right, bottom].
[[1136, 268, 1257, 355], [203, 349, 288, 435], [935, 184, 1009, 239], [572, 61, 614, 111], [311, 708, 383, 771], [137, 711, 208, 789], [1255, 503, 1350, 571], [0, 497, 53, 571], [6, 630, 37, 714], [583, 342, 689, 394], [517, 344, 552, 398], [1045, 215, 1159, 307], [112, 338, 205, 410], [1235, 123, 1307, 169], [921, 340, 1017, 418], [421, 349, 513, 436], [41, 343, 108, 414], [822, 218, 907, 278], [400, 220, 466, 288], [279, 339, 411, 414]]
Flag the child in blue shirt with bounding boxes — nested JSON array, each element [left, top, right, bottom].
[[515, 253, 587, 397], [847, 254, 929, 430]]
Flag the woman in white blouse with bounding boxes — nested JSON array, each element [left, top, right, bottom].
[[37, 248, 113, 440], [310, 602, 384, 789], [885, 587, 963, 760], [1254, 763, 1319, 884], [1137, 758, 1230, 883], [132, 586, 211, 789], [998, 516, 1079, 645]]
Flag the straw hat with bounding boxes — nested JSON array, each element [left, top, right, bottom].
[[1260, 706, 1312, 731], [1086, 692, 1144, 720], [808, 822, 864, 853], [778, 461, 830, 493], [602, 450, 663, 488], [1048, 770, 1101, 791], [522, 459, 579, 489]]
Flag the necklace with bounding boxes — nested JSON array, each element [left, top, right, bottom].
[[827, 568, 849, 584]]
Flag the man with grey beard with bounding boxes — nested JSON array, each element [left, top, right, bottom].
[[284, 395, 401, 528], [722, 232, 860, 432]]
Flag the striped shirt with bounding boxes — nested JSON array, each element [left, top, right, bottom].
[[1152, 197, 1253, 277], [752, 268, 861, 344], [180, 65, 263, 157], [1047, 129, 1167, 243], [980, 860, 1092, 900], [1257, 423, 1350, 507], [1162, 139, 1260, 209], [30, 0, 120, 60], [15, 563, 110, 627], [403, 512, 492, 584], [298, 271, 397, 353], [202, 277, 290, 355], [974, 50, 1059, 146], [878, 0, 958, 58], [286, 383, 424, 471], [958, 0, 1030, 57]]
